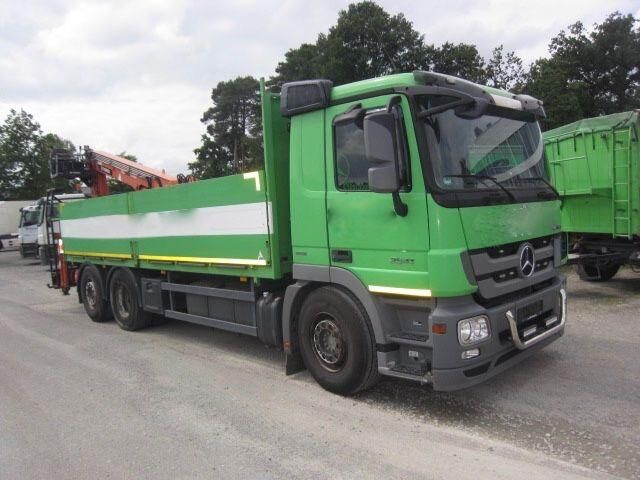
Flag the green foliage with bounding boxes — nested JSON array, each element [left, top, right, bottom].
[[485, 45, 526, 91], [189, 134, 232, 179], [425, 42, 486, 83], [271, 2, 529, 90], [0, 109, 71, 200], [527, 12, 640, 129], [274, 43, 323, 84], [191, 76, 263, 179], [194, 3, 639, 177], [318, 1, 429, 84], [274, 1, 428, 85]]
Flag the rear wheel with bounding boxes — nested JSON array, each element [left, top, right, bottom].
[[80, 265, 112, 322], [575, 263, 620, 282], [297, 286, 379, 395], [109, 268, 151, 331]]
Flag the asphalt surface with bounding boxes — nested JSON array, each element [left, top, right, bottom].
[[0, 250, 638, 479]]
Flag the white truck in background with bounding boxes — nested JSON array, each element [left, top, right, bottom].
[[0, 200, 36, 252], [18, 203, 42, 257]]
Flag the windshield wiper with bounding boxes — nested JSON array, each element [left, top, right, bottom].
[[444, 174, 516, 203], [510, 175, 560, 199]]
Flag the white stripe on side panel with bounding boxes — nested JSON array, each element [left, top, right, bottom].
[[61, 202, 272, 239]]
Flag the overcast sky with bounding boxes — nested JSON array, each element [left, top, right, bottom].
[[1, 0, 638, 174]]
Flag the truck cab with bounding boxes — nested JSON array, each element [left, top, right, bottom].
[[18, 203, 41, 258], [281, 71, 566, 390]]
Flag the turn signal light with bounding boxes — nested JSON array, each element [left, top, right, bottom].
[[432, 323, 447, 334]]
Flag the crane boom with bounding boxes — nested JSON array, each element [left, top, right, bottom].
[[50, 146, 180, 197]]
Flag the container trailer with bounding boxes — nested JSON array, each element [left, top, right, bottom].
[[544, 110, 640, 281]]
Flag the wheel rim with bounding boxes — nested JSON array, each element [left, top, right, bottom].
[[114, 281, 132, 320], [312, 315, 346, 372], [84, 279, 97, 310]]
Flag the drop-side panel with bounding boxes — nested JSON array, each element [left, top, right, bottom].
[[61, 172, 281, 278]]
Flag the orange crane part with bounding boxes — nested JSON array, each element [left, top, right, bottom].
[[87, 149, 178, 196]]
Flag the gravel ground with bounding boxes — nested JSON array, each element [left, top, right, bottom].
[[0, 250, 638, 479]]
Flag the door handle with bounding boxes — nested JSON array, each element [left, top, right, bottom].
[[331, 249, 352, 263]]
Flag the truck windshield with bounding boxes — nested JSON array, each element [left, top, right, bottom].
[[416, 95, 548, 196], [21, 209, 40, 227]]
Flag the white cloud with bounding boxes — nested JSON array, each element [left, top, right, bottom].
[[0, 82, 206, 174], [1, 0, 636, 174]]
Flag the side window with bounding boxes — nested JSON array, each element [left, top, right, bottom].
[[335, 119, 369, 191], [334, 102, 411, 192]]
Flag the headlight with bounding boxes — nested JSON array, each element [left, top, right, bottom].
[[457, 316, 490, 346]]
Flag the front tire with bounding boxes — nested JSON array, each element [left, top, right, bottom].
[[109, 268, 151, 331], [297, 286, 379, 395], [80, 265, 112, 322]]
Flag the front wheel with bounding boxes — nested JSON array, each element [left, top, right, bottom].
[[576, 263, 620, 282], [297, 286, 379, 395], [109, 268, 151, 331]]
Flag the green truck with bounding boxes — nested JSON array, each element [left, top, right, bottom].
[[544, 111, 640, 281], [51, 71, 567, 394]]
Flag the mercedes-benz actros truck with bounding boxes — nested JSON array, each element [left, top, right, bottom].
[[48, 72, 566, 394]]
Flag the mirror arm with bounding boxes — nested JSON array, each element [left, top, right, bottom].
[[387, 95, 408, 217], [387, 95, 402, 112], [392, 192, 408, 217]]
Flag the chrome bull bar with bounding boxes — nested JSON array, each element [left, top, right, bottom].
[[506, 288, 566, 350]]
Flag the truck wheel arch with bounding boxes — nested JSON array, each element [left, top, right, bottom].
[[283, 265, 387, 374]]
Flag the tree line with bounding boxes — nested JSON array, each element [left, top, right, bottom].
[[2, 1, 637, 199], [0, 110, 71, 200], [190, 1, 639, 178], [0, 108, 140, 200]]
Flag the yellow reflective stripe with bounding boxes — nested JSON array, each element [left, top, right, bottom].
[[65, 250, 132, 260], [368, 285, 432, 298], [138, 254, 267, 266]]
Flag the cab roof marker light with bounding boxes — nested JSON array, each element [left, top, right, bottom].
[[368, 285, 432, 298], [490, 94, 523, 110]]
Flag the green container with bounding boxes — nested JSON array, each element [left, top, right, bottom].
[[543, 111, 640, 239]]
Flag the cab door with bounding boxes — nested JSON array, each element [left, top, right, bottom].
[[325, 94, 430, 292]]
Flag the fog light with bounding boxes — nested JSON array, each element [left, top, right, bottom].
[[461, 348, 480, 360], [457, 315, 490, 346]]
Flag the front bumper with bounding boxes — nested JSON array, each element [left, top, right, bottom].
[[20, 242, 39, 257], [429, 275, 566, 391]]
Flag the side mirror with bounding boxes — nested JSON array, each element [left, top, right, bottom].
[[364, 111, 401, 193]]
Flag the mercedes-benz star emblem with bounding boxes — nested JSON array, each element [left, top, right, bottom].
[[518, 243, 535, 278]]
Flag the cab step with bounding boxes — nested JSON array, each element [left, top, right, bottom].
[[391, 364, 427, 376], [387, 331, 429, 347], [379, 363, 431, 384]]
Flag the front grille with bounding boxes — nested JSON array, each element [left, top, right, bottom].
[[469, 235, 557, 301]]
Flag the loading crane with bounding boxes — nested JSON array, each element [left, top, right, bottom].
[[49, 146, 189, 196], [47, 146, 193, 293]]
